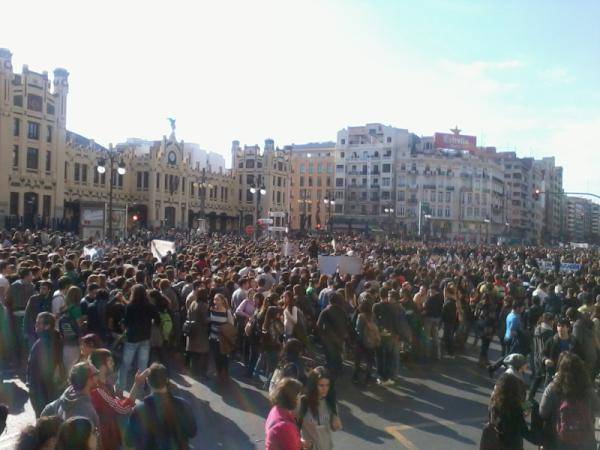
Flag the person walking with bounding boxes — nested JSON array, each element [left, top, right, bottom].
[[265, 377, 306, 450], [118, 284, 160, 390]]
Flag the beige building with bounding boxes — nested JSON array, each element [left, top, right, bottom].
[[231, 139, 290, 233], [0, 49, 237, 236], [533, 157, 564, 243], [565, 196, 593, 243], [287, 142, 335, 231], [0, 48, 69, 229]]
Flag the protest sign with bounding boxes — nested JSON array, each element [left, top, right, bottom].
[[318, 255, 362, 275], [151, 239, 176, 260]]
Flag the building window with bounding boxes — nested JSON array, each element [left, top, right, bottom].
[[43, 195, 51, 218], [308, 177, 313, 187], [81, 164, 88, 183], [117, 173, 124, 188], [398, 190, 405, 201], [64, 162, 68, 181], [144, 172, 149, 189], [246, 174, 254, 185], [27, 94, 43, 112], [46, 125, 52, 143], [446, 192, 451, 202], [382, 164, 391, 173], [27, 121, 40, 140], [137, 172, 143, 189], [246, 160, 255, 169], [10, 192, 19, 216], [45, 151, 51, 172], [430, 191, 435, 202], [13, 145, 18, 168], [156, 173, 160, 190], [246, 190, 253, 202], [445, 207, 451, 217], [13, 118, 20, 136], [336, 178, 344, 187], [47, 103, 55, 115], [182, 177, 186, 193], [13, 95, 23, 107], [438, 192, 443, 202], [26, 147, 39, 170], [300, 177, 304, 187], [74, 163, 80, 181]]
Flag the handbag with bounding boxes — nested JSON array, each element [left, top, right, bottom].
[[182, 320, 195, 337], [479, 422, 501, 450]]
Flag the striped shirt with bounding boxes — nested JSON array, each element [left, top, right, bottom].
[[209, 309, 231, 341]]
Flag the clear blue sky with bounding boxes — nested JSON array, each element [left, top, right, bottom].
[[3, 0, 599, 195]]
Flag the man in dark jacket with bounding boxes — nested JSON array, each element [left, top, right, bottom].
[[27, 312, 63, 417], [566, 307, 598, 379], [317, 293, 349, 380], [23, 281, 53, 350], [125, 363, 196, 450], [372, 290, 402, 385]]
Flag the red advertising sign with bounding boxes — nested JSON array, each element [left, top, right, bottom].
[[434, 132, 477, 152]]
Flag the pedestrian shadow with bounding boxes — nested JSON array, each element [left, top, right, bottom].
[[336, 402, 390, 445], [218, 379, 271, 418], [175, 386, 257, 450], [0, 380, 29, 415]]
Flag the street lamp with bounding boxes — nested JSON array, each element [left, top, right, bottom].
[[384, 206, 394, 233], [249, 183, 266, 240], [96, 144, 126, 240], [483, 218, 491, 244], [323, 197, 336, 233], [193, 167, 213, 229]]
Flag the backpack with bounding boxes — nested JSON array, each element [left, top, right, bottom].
[[555, 397, 593, 445], [361, 315, 381, 349], [159, 311, 173, 341], [479, 422, 500, 450]]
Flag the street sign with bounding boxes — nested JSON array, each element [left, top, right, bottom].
[[269, 211, 286, 218], [258, 218, 274, 225], [268, 226, 288, 232], [245, 225, 254, 236]]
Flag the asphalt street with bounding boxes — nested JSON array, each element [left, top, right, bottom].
[[0, 342, 538, 450]]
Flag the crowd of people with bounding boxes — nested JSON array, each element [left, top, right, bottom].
[[0, 226, 598, 450]]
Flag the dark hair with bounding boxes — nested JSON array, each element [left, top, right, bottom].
[[303, 366, 337, 419], [554, 352, 591, 399], [147, 362, 169, 390], [16, 415, 63, 450], [269, 377, 302, 410], [89, 348, 112, 371], [55, 417, 95, 450], [490, 372, 524, 413], [129, 284, 148, 306], [37, 312, 55, 329]]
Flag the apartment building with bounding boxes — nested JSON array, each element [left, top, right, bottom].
[[231, 139, 290, 231], [533, 157, 564, 243], [287, 142, 335, 231]]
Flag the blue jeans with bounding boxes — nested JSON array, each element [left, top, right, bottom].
[[118, 339, 150, 390]]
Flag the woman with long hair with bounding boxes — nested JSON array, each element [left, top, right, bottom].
[[186, 286, 210, 379], [539, 352, 599, 450], [61, 286, 83, 371], [261, 306, 284, 388], [208, 293, 234, 381], [298, 367, 342, 450], [118, 284, 160, 390], [265, 377, 304, 450], [269, 338, 307, 393], [486, 372, 536, 450], [54, 417, 98, 450]]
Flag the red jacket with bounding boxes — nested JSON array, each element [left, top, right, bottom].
[[90, 381, 135, 450], [265, 405, 301, 450]]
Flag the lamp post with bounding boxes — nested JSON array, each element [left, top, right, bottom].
[[96, 144, 126, 240], [484, 218, 491, 244], [249, 183, 266, 240], [383, 206, 394, 232], [323, 197, 336, 234], [193, 167, 213, 231]]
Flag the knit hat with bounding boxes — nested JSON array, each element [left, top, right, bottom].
[[503, 353, 527, 371]]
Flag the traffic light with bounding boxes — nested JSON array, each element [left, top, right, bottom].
[[132, 214, 139, 222], [533, 189, 541, 200]]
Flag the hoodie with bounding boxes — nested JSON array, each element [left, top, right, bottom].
[[41, 385, 99, 428]]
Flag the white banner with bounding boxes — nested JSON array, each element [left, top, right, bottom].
[[318, 255, 363, 275], [151, 239, 176, 260], [268, 226, 288, 232]]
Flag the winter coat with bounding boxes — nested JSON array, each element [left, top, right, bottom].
[[572, 317, 598, 375], [125, 392, 197, 450], [538, 382, 599, 450], [265, 405, 302, 450], [41, 385, 100, 429], [532, 324, 555, 374], [185, 300, 209, 354]]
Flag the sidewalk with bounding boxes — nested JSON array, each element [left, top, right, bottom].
[[0, 378, 35, 450]]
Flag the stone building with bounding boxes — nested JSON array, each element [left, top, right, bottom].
[[231, 139, 290, 234], [0, 49, 236, 237], [287, 142, 335, 231]]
